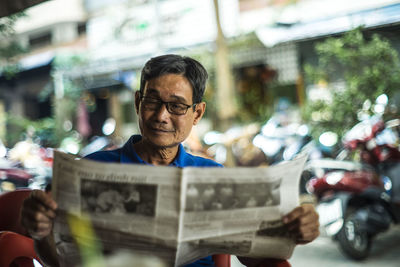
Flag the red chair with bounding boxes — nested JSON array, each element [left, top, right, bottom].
[[0, 231, 42, 267], [0, 189, 43, 267], [0, 189, 31, 235]]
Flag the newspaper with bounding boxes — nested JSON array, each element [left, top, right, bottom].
[[51, 151, 307, 267]]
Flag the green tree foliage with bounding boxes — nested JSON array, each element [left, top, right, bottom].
[[0, 12, 28, 78], [234, 64, 279, 123], [5, 115, 57, 147], [303, 28, 400, 140]]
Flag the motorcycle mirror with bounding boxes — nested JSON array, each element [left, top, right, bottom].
[[319, 131, 338, 147], [0, 140, 6, 158], [376, 94, 388, 106], [385, 119, 400, 129], [374, 94, 388, 115]]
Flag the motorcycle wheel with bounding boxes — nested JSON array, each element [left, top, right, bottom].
[[337, 211, 371, 260]]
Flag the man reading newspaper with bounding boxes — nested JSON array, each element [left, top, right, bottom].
[[21, 54, 319, 266]]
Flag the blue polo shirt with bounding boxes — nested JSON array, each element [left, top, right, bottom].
[[86, 135, 222, 267]]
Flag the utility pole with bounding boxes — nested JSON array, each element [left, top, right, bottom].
[[213, 0, 237, 131]]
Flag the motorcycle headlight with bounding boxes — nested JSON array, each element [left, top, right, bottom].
[[326, 171, 344, 185], [381, 175, 392, 191]]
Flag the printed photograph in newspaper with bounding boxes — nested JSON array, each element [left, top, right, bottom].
[[81, 180, 157, 217], [185, 179, 281, 212]]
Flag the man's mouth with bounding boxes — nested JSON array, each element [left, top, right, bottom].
[[148, 125, 173, 133]]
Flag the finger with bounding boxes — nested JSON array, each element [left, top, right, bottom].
[[36, 202, 57, 219], [29, 227, 53, 240], [294, 220, 320, 234], [290, 220, 320, 242], [24, 190, 57, 214], [28, 220, 53, 233], [287, 211, 319, 231], [35, 221, 53, 232], [295, 229, 320, 244], [21, 193, 57, 232], [21, 209, 52, 233], [287, 211, 320, 231], [24, 213, 54, 240], [21, 199, 56, 223], [25, 201, 57, 219], [283, 204, 315, 224], [31, 190, 58, 210], [33, 208, 55, 223], [23, 214, 53, 239]]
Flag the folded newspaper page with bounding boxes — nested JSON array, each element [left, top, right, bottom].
[[52, 151, 307, 266]]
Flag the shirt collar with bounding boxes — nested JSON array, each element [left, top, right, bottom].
[[172, 143, 188, 167], [120, 135, 187, 167]]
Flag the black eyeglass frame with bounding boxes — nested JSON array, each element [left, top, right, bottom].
[[139, 94, 197, 115]]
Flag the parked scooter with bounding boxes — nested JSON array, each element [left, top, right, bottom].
[[253, 113, 339, 194], [203, 123, 266, 167], [252, 113, 308, 165], [307, 116, 400, 260], [0, 166, 33, 191], [0, 138, 52, 192]]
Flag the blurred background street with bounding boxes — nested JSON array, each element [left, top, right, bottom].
[[290, 225, 400, 267], [1, 0, 400, 266], [232, 225, 400, 266]]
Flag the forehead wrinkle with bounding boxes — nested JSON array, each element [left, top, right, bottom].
[[144, 88, 190, 104], [169, 94, 188, 103], [143, 88, 160, 96], [144, 74, 193, 103]]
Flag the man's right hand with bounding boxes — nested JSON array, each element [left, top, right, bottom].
[[21, 190, 58, 240]]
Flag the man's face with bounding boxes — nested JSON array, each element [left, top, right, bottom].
[[135, 74, 205, 148]]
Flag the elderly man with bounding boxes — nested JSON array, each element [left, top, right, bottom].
[[21, 54, 319, 266]]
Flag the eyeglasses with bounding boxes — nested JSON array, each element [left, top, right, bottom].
[[140, 96, 196, 115]]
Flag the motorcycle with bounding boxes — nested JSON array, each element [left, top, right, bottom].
[[203, 123, 266, 167], [0, 138, 53, 193], [253, 113, 340, 195], [307, 116, 400, 260]]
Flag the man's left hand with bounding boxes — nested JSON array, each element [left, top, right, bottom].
[[235, 204, 320, 267], [283, 203, 320, 244]]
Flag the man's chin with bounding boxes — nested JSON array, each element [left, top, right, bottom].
[[144, 136, 179, 149]]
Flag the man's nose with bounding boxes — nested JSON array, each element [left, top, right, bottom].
[[154, 103, 170, 121]]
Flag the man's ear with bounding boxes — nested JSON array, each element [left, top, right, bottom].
[[134, 91, 141, 114], [193, 102, 206, 125]]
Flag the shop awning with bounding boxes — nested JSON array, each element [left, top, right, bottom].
[[256, 3, 400, 47], [19, 51, 54, 71]]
